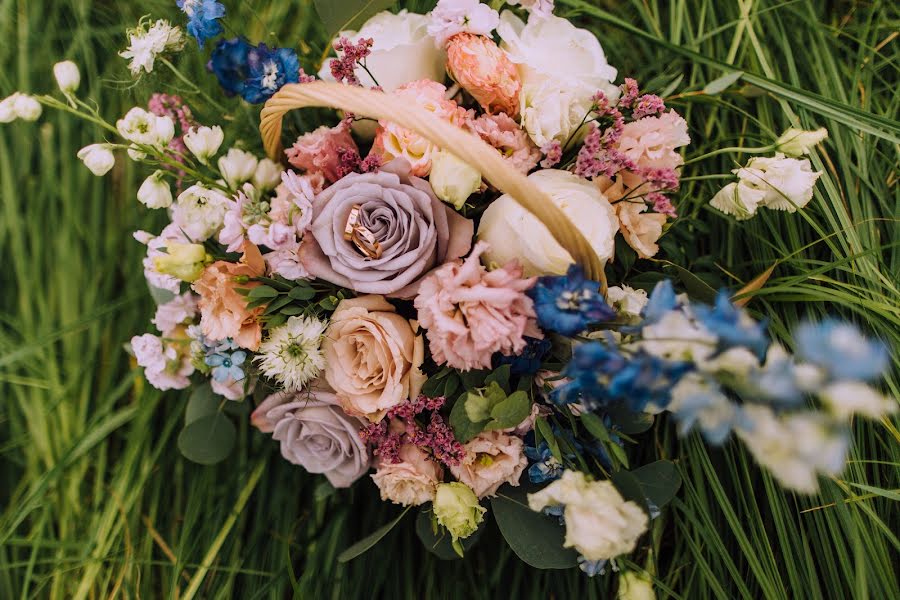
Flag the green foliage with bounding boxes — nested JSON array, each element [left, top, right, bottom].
[[338, 507, 410, 563], [313, 0, 396, 38], [451, 380, 532, 443]]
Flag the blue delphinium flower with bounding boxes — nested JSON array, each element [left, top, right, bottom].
[[640, 279, 678, 324], [208, 39, 300, 103], [606, 353, 692, 412], [177, 0, 226, 48], [795, 319, 889, 382], [578, 557, 608, 577], [205, 347, 247, 382], [694, 290, 768, 358], [524, 441, 564, 483], [495, 336, 552, 375], [529, 265, 615, 336], [551, 339, 626, 406]]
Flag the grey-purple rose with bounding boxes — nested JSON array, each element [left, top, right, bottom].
[[300, 159, 473, 298], [251, 385, 370, 488]]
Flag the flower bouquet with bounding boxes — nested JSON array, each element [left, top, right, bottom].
[[5, 0, 894, 585]]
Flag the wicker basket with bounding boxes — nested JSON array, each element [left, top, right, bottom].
[[260, 81, 607, 288]]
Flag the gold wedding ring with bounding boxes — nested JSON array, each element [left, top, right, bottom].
[[344, 204, 382, 259]]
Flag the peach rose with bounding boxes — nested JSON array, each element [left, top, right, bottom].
[[446, 33, 520, 117], [323, 295, 426, 421], [615, 201, 667, 259], [193, 243, 265, 350], [372, 441, 443, 506], [374, 80, 467, 177], [450, 430, 527, 498]]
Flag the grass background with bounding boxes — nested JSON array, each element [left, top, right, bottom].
[[0, 0, 897, 598]]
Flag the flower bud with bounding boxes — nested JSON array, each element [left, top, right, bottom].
[[77, 144, 116, 176], [618, 572, 655, 600], [429, 150, 482, 209], [13, 94, 42, 121], [137, 170, 174, 208], [0, 95, 17, 123], [776, 127, 828, 157], [433, 482, 485, 543], [53, 61, 81, 93], [184, 125, 224, 164], [218, 148, 259, 189], [253, 158, 283, 191], [153, 242, 211, 282]]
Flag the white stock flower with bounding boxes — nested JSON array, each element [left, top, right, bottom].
[[53, 61, 81, 93], [528, 470, 648, 561], [429, 150, 482, 209], [478, 169, 618, 276], [119, 19, 185, 75], [172, 184, 229, 241], [606, 285, 648, 320], [427, 0, 501, 47], [819, 381, 897, 420], [183, 125, 224, 164], [735, 153, 822, 212], [641, 310, 717, 362], [776, 127, 828, 157], [77, 144, 116, 176], [218, 148, 259, 189], [252, 158, 283, 191], [256, 315, 328, 391], [137, 170, 174, 208], [117, 107, 175, 148]]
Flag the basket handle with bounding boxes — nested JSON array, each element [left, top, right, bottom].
[[260, 81, 607, 286]]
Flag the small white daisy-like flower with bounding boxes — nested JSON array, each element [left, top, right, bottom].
[[256, 315, 327, 390]]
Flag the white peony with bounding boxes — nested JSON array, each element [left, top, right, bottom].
[[528, 470, 648, 561], [137, 170, 174, 209], [171, 184, 229, 241], [77, 144, 116, 176], [427, 0, 500, 47], [217, 148, 259, 189], [318, 10, 446, 93], [183, 125, 224, 164], [53, 61, 81, 93], [735, 153, 822, 212], [117, 107, 175, 148], [477, 169, 618, 276]]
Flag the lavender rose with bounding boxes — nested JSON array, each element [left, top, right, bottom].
[[300, 159, 474, 298], [251, 385, 370, 488]]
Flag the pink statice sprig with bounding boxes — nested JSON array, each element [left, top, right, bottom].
[[329, 37, 376, 87]]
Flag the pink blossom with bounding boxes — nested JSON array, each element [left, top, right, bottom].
[[617, 110, 690, 171], [131, 333, 194, 391], [414, 241, 542, 371], [446, 33, 520, 117], [264, 247, 308, 280], [328, 37, 374, 86], [286, 120, 359, 183], [468, 112, 540, 174], [540, 140, 562, 169], [152, 292, 198, 335], [136, 224, 192, 294]]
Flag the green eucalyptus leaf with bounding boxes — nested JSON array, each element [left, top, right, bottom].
[[288, 285, 316, 300], [338, 507, 410, 563], [450, 394, 486, 443], [313, 0, 396, 38], [177, 412, 236, 465], [484, 364, 512, 392], [631, 460, 682, 510], [607, 406, 655, 434], [319, 296, 340, 311], [264, 295, 294, 315], [247, 285, 279, 300], [279, 305, 306, 316], [184, 384, 219, 426], [611, 469, 650, 516], [486, 391, 531, 430]]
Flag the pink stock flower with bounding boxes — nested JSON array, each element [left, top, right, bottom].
[[414, 241, 542, 371], [468, 112, 540, 174], [152, 291, 198, 335], [446, 33, 520, 117], [286, 120, 359, 184]]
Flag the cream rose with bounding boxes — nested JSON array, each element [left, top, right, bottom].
[[477, 169, 618, 276], [323, 295, 426, 421], [319, 10, 446, 93], [372, 442, 443, 506], [450, 430, 527, 498]]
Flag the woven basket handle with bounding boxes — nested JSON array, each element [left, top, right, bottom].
[[260, 81, 607, 286]]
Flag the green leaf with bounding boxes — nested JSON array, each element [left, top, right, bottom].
[[279, 305, 306, 316], [288, 285, 316, 300], [313, 0, 396, 37], [247, 285, 279, 300], [177, 413, 236, 466], [414, 509, 483, 560], [450, 393, 486, 443], [631, 460, 681, 510], [607, 406, 655, 434], [184, 384, 219, 426], [657, 261, 717, 303], [581, 412, 628, 467], [338, 507, 410, 563], [534, 418, 561, 462], [264, 295, 294, 315], [319, 296, 340, 311], [491, 484, 578, 569], [703, 70, 744, 95], [148, 283, 176, 306], [460, 369, 490, 391], [484, 364, 512, 392], [611, 470, 650, 516], [486, 391, 531, 430]]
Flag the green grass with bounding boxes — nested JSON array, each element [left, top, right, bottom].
[[1, 0, 898, 597]]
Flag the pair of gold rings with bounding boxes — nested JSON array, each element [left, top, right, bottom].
[[344, 204, 382, 260]]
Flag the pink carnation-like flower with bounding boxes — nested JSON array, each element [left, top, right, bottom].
[[617, 110, 690, 171], [373, 80, 467, 177], [467, 112, 540, 174], [286, 120, 359, 184], [414, 241, 542, 371], [615, 201, 667, 259], [450, 430, 527, 498], [446, 33, 520, 117]]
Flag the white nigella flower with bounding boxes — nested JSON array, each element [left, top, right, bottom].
[[119, 19, 186, 75], [117, 107, 175, 148], [256, 315, 328, 391], [184, 125, 224, 164], [218, 148, 259, 189], [171, 184, 229, 241]]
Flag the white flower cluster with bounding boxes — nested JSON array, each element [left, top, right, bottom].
[[119, 19, 186, 75]]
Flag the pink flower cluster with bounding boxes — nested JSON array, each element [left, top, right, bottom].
[[360, 395, 465, 467], [329, 37, 374, 86]]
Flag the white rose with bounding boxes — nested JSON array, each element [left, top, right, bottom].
[[735, 153, 822, 212], [184, 125, 224, 164], [53, 61, 81, 93], [77, 144, 116, 176], [12, 94, 42, 121], [116, 107, 174, 148], [606, 285, 648, 320], [477, 169, 618, 276], [519, 78, 597, 148], [217, 148, 258, 189], [429, 150, 482, 209], [252, 158, 283, 191], [137, 170, 173, 208], [528, 470, 648, 561], [172, 184, 229, 241], [776, 127, 828, 157], [318, 10, 446, 93], [819, 381, 896, 420]]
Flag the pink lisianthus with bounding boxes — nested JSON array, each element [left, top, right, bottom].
[[449, 430, 527, 498], [373, 80, 467, 177], [446, 33, 520, 117], [286, 120, 359, 184], [372, 436, 444, 506], [617, 110, 690, 171], [615, 200, 667, 259], [414, 241, 542, 371], [467, 112, 540, 174]]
